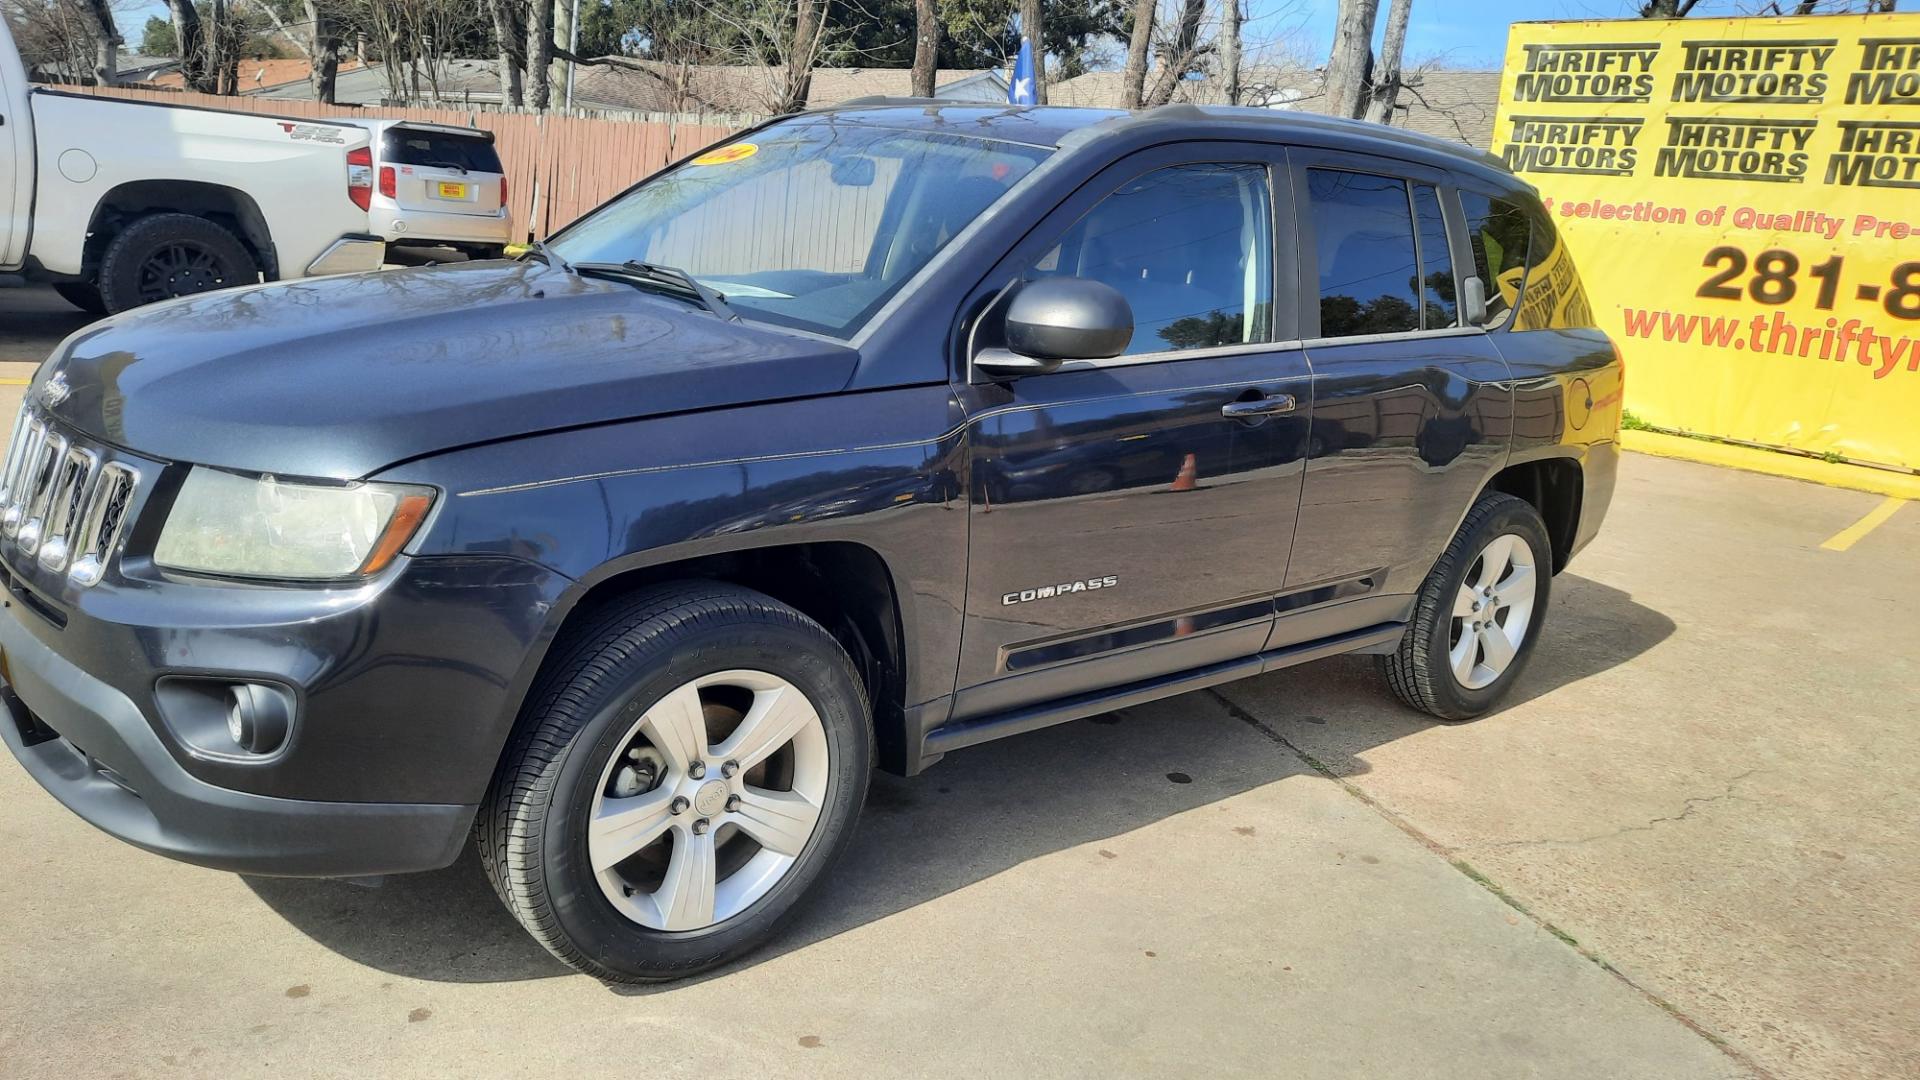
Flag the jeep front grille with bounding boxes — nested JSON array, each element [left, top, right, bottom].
[[0, 410, 141, 586]]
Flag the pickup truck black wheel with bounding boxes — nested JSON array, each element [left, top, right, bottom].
[[1380, 492, 1552, 721], [478, 582, 872, 982], [51, 281, 109, 315], [97, 213, 259, 314]]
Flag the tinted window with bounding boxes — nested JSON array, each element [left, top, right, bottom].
[[1412, 185, 1457, 329], [1460, 191, 1530, 327], [1515, 212, 1595, 330], [1307, 169, 1419, 338], [1030, 163, 1272, 355], [382, 129, 504, 173]]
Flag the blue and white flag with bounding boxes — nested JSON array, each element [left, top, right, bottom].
[[1010, 40, 1037, 105]]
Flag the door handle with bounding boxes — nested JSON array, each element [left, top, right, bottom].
[[1222, 394, 1296, 420]]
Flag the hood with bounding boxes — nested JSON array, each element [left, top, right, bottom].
[[40, 260, 859, 479]]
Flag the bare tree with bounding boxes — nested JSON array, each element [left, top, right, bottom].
[[783, 0, 822, 112], [1323, 0, 1377, 118], [1120, 0, 1155, 109], [526, 0, 555, 108], [78, 0, 117, 84], [910, 0, 938, 98], [1639, 0, 1700, 14], [1143, 0, 1207, 107], [1220, 0, 1242, 106], [1363, 0, 1409, 123], [1019, 0, 1045, 103], [305, 0, 341, 103], [486, 0, 525, 106]]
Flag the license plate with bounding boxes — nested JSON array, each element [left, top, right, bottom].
[[436, 181, 468, 199]]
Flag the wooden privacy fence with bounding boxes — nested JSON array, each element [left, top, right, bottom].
[[64, 85, 754, 240]]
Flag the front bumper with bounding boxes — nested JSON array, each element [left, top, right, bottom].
[[0, 603, 471, 876]]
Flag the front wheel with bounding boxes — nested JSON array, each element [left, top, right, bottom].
[[1379, 492, 1552, 720], [477, 582, 872, 982]]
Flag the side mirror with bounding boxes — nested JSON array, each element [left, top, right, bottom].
[[975, 277, 1134, 380], [1462, 275, 1490, 327]]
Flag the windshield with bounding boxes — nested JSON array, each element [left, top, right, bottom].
[[549, 119, 1050, 337]]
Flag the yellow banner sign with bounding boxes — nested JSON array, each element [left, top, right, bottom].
[[1492, 15, 1920, 470]]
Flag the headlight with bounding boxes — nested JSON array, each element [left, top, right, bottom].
[[155, 469, 434, 581]]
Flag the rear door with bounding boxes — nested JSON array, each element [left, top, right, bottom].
[[1277, 148, 1512, 643], [949, 142, 1314, 720], [381, 124, 504, 217]]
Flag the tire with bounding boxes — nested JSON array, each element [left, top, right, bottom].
[[51, 281, 108, 316], [1379, 492, 1553, 721], [477, 581, 872, 983], [97, 213, 259, 314]]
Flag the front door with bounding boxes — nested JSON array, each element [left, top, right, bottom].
[[950, 143, 1313, 721]]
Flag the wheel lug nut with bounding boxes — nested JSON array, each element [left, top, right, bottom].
[[669, 796, 689, 815], [725, 794, 741, 812], [721, 759, 740, 778], [692, 818, 710, 835], [688, 761, 707, 779]]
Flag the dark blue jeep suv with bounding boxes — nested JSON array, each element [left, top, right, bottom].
[[0, 103, 1620, 981]]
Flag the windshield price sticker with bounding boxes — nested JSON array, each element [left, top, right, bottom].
[[691, 143, 759, 167]]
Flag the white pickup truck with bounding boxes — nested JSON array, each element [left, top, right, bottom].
[[2, 23, 384, 313]]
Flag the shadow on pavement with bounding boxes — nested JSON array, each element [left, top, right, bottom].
[[0, 286, 93, 365], [241, 573, 1671, 986]]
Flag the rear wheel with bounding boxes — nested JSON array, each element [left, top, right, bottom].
[[97, 213, 259, 314], [1380, 493, 1552, 720], [51, 281, 108, 315], [478, 582, 871, 982]]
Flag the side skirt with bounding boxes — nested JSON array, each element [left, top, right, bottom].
[[918, 622, 1405, 761]]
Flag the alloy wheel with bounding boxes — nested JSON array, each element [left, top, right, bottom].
[[1448, 532, 1538, 690], [588, 669, 830, 932]]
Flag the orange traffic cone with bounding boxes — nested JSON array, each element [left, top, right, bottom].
[[1170, 452, 1198, 492]]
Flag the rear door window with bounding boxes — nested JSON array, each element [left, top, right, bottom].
[[382, 129, 503, 174], [1304, 169, 1421, 338]]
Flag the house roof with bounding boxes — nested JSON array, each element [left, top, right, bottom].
[[1049, 66, 1500, 149], [152, 56, 366, 92]]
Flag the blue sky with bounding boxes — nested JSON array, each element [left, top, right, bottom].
[[115, 0, 1799, 71], [1269, 1, 1818, 71]]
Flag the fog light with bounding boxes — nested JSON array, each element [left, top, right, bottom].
[[225, 684, 292, 755]]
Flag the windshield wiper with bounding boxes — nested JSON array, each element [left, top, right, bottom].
[[572, 260, 738, 322], [519, 239, 570, 271]]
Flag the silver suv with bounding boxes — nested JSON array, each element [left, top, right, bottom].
[[346, 119, 510, 259]]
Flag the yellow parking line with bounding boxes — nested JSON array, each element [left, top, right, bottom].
[[1821, 496, 1906, 552], [0, 378, 31, 386]]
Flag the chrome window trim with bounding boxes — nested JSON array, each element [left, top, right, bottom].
[[1049, 337, 1309, 374], [1301, 325, 1489, 350]]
